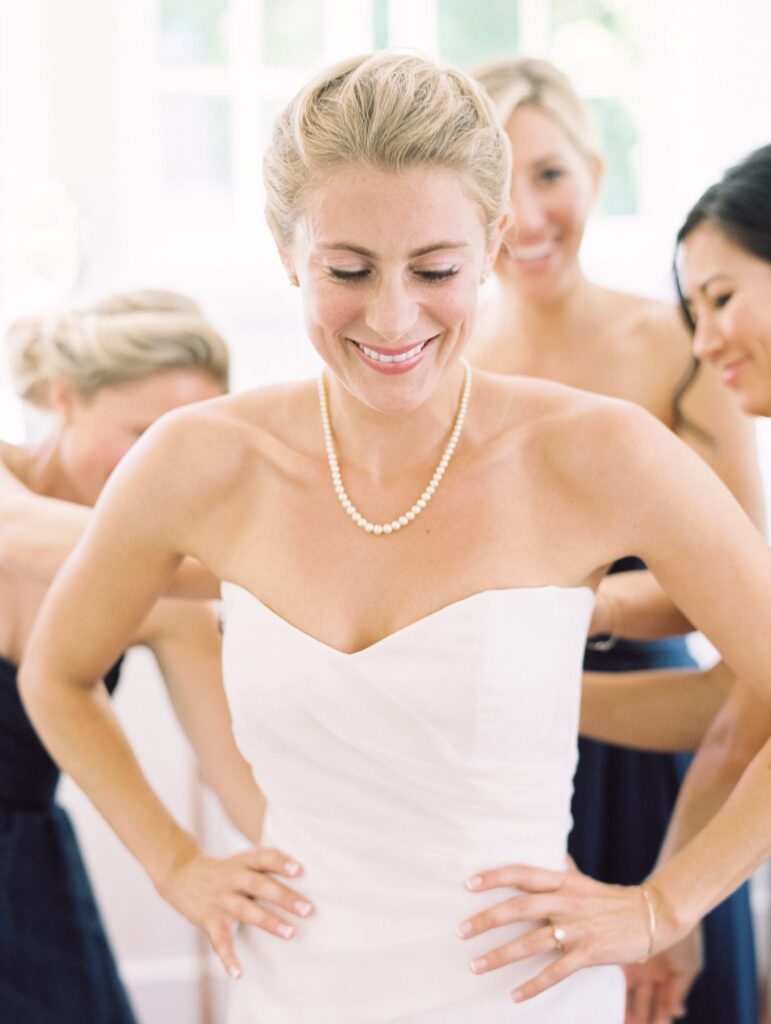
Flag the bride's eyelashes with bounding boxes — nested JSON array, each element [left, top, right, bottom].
[[326, 266, 460, 283]]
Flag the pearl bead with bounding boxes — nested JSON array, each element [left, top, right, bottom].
[[391, 520, 401, 531], [365, 523, 374, 533], [373, 524, 383, 535], [399, 516, 409, 527], [383, 524, 393, 534]]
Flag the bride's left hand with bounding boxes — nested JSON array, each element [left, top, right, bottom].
[[457, 860, 682, 1004]]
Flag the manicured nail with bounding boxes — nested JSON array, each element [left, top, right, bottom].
[[228, 965, 241, 980], [278, 923, 295, 939], [456, 920, 473, 938], [466, 875, 482, 890], [512, 990, 524, 1003], [294, 900, 313, 917], [284, 861, 301, 877], [469, 957, 487, 974]]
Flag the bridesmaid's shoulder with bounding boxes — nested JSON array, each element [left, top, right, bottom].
[[598, 287, 692, 366]]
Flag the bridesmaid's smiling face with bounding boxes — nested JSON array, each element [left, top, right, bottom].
[[496, 105, 601, 302], [682, 220, 771, 416], [282, 164, 504, 414], [49, 368, 223, 504]]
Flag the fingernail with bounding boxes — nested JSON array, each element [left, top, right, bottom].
[[469, 957, 487, 974], [465, 875, 482, 890], [294, 900, 313, 917], [284, 861, 301, 877], [278, 923, 295, 939], [228, 965, 241, 980], [512, 990, 524, 1003], [456, 920, 473, 938]]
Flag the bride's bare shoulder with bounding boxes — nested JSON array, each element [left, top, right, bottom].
[[477, 370, 668, 481], [122, 378, 317, 499]]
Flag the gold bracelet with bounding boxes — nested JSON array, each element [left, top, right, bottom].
[[639, 884, 657, 962]]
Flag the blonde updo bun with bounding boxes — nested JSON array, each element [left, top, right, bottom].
[[7, 294, 229, 409], [263, 50, 511, 247], [473, 56, 601, 161]]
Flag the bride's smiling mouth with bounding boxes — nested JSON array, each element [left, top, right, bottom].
[[349, 336, 438, 373]]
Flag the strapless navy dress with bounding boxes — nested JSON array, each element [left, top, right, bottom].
[[0, 654, 137, 1024], [571, 559, 758, 1023]]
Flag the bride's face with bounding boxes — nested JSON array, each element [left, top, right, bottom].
[[285, 165, 500, 413]]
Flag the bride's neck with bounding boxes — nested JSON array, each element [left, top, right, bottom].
[[322, 362, 469, 486]]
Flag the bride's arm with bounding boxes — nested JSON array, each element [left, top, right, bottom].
[[579, 660, 732, 751], [136, 597, 267, 844], [589, 348, 766, 641], [0, 447, 218, 597], [18, 409, 311, 976], [40, 587, 267, 846], [461, 401, 771, 1000]]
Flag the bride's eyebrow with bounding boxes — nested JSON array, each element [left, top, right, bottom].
[[319, 241, 469, 258]]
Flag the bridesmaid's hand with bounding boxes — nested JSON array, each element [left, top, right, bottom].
[[457, 861, 684, 1004], [623, 928, 703, 1024], [156, 845, 313, 979]]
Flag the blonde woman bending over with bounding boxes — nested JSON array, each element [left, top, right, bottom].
[[0, 299, 305, 1023]]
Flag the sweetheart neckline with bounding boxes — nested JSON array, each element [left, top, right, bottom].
[[221, 581, 594, 658]]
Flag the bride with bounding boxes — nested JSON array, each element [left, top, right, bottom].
[[20, 53, 771, 1022]]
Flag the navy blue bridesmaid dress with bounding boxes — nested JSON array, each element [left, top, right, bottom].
[[571, 558, 758, 1023], [0, 653, 138, 1024]]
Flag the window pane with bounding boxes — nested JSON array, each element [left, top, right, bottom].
[[551, 0, 632, 42], [158, 0, 230, 64], [437, 0, 519, 69], [262, 0, 324, 68], [159, 95, 232, 218], [589, 97, 638, 215], [374, 0, 389, 49]]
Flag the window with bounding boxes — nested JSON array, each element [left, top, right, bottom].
[[126, 0, 645, 271]]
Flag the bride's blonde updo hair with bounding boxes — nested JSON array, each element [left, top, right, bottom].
[[473, 56, 601, 162], [263, 50, 511, 247], [7, 293, 229, 409]]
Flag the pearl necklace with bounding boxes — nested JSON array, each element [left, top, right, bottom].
[[317, 360, 472, 535]]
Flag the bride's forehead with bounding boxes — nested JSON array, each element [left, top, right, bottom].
[[300, 166, 485, 246]]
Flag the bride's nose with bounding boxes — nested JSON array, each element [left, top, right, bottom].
[[363, 272, 420, 344]]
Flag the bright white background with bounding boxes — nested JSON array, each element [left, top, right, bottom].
[[1, 1, 770, 1021]]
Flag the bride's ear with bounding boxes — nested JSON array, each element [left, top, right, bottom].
[[265, 210, 300, 287], [482, 207, 512, 280]]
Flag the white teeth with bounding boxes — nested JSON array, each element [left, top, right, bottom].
[[359, 340, 426, 363], [514, 242, 554, 262]]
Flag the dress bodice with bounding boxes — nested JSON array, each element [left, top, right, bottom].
[[221, 583, 624, 1023], [0, 654, 122, 809]]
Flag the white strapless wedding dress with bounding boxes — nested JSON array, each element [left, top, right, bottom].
[[221, 583, 625, 1023]]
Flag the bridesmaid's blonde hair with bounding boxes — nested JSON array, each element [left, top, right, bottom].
[[473, 56, 601, 161], [263, 50, 511, 246], [7, 296, 229, 409]]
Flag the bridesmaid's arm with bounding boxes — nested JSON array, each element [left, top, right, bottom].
[[579, 660, 732, 751], [136, 598, 266, 844]]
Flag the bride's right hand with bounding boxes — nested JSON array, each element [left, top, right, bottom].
[[156, 845, 313, 978]]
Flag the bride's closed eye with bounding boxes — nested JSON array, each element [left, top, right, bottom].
[[327, 266, 459, 283]]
